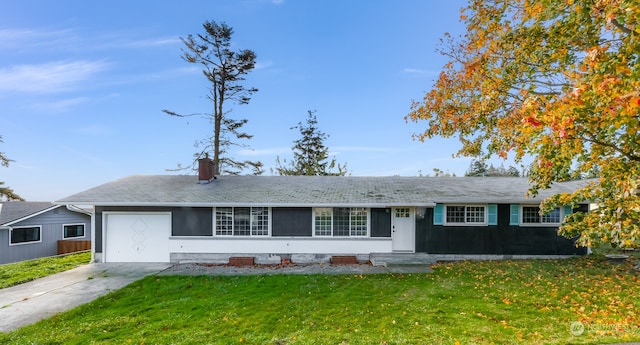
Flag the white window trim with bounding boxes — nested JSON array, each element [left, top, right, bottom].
[[312, 207, 371, 238], [62, 223, 86, 239], [520, 205, 561, 227], [443, 204, 488, 226], [9, 225, 42, 246], [213, 207, 271, 237]]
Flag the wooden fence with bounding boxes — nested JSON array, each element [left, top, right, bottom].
[[57, 240, 91, 255]]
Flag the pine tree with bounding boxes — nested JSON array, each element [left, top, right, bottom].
[[275, 111, 347, 176], [465, 159, 488, 177], [0, 136, 23, 201], [163, 20, 262, 175]]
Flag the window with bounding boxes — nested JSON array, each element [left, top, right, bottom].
[[350, 208, 368, 237], [522, 206, 561, 225], [333, 208, 351, 236], [313, 207, 369, 237], [63, 224, 85, 239], [446, 206, 466, 223], [215, 207, 270, 236], [395, 208, 410, 218], [215, 207, 233, 236], [314, 208, 332, 236], [234, 207, 251, 236], [10, 226, 41, 245], [251, 207, 269, 236], [466, 206, 485, 223], [445, 205, 486, 225]]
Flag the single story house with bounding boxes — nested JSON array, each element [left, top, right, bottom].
[[0, 202, 92, 264], [54, 159, 589, 264]]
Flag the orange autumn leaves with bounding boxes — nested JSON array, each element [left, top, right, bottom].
[[435, 258, 640, 340], [407, 0, 640, 248]]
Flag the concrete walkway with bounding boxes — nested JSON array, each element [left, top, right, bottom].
[[0, 263, 171, 332], [159, 262, 434, 276], [0, 262, 433, 333]]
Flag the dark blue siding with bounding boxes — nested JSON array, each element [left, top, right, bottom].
[[416, 204, 586, 255]]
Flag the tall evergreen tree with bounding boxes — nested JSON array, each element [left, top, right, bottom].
[[0, 136, 23, 201], [163, 20, 262, 175], [465, 159, 488, 177], [466, 159, 520, 177], [275, 111, 347, 176]]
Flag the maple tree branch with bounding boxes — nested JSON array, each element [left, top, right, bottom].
[[610, 18, 636, 37], [579, 133, 640, 162]]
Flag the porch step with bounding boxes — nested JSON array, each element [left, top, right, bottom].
[[370, 253, 436, 267]]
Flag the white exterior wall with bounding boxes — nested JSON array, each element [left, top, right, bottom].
[[169, 237, 392, 255]]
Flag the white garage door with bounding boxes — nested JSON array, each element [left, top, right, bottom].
[[104, 213, 171, 263]]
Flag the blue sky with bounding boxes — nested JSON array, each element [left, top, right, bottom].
[[1, 0, 487, 201]]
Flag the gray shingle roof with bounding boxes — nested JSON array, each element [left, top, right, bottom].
[[55, 175, 593, 207], [0, 202, 56, 226]]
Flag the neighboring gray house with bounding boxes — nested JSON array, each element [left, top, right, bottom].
[[55, 158, 590, 264], [0, 202, 91, 264]]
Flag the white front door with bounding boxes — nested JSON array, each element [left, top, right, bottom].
[[103, 213, 171, 263], [392, 207, 415, 252]]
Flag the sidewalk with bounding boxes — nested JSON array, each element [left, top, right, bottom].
[[0, 263, 171, 332], [159, 262, 434, 276]]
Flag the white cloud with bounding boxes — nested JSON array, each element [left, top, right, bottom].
[[402, 68, 439, 76], [95, 35, 181, 49], [71, 124, 113, 137], [0, 60, 109, 94], [30, 97, 91, 114], [332, 146, 397, 153], [0, 27, 180, 53], [330, 146, 425, 156], [58, 145, 107, 167], [237, 147, 290, 156], [254, 60, 273, 70], [126, 36, 180, 47], [241, 0, 284, 9], [0, 28, 78, 50]]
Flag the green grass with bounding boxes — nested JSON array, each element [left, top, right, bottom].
[[1, 254, 639, 344], [0, 251, 91, 289]]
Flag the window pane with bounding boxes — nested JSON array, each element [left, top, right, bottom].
[[314, 208, 332, 236], [350, 208, 367, 237], [522, 206, 541, 223], [446, 206, 465, 223], [541, 207, 561, 223], [234, 207, 251, 236], [466, 206, 485, 223], [216, 207, 233, 236], [333, 208, 350, 236], [64, 224, 85, 238], [251, 207, 269, 236], [395, 208, 410, 218], [11, 227, 40, 244]]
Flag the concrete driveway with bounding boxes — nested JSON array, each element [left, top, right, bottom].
[[0, 262, 171, 333]]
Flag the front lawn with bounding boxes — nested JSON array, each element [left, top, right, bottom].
[[0, 251, 91, 289], [1, 255, 638, 344]]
